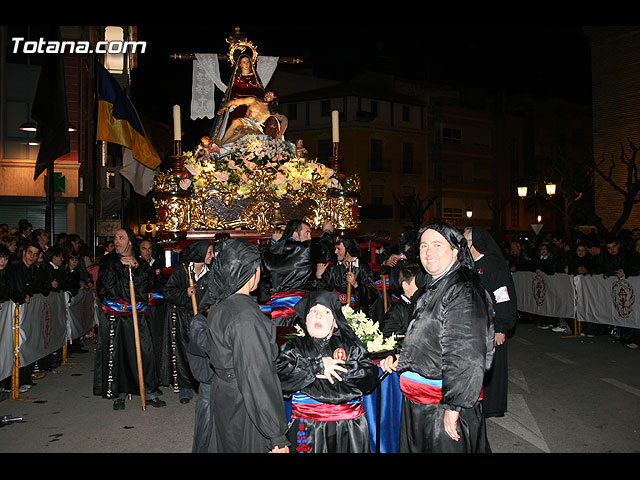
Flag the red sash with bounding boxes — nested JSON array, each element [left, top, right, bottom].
[[291, 401, 365, 421], [400, 375, 483, 405], [270, 290, 306, 319]]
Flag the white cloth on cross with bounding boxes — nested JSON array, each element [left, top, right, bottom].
[[190, 53, 279, 120]]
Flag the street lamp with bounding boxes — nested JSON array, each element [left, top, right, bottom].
[[466, 209, 473, 226], [545, 182, 556, 196], [517, 179, 556, 235]]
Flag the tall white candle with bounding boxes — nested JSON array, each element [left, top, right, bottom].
[[173, 105, 181, 141], [332, 110, 340, 143]]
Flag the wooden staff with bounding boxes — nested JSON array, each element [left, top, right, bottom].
[[187, 264, 198, 315], [128, 265, 146, 411], [381, 274, 388, 313]]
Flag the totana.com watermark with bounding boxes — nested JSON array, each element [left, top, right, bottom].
[[11, 37, 146, 54]]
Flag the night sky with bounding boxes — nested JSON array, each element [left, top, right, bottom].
[[130, 24, 593, 147]]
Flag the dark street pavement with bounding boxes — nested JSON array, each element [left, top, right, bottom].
[[1, 320, 639, 454]]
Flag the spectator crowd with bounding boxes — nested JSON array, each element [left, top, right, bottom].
[[506, 227, 640, 348]]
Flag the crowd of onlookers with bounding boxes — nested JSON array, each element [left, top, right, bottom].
[[504, 228, 640, 279], [502, 228, 640, 348], [0, 219, 119, 392]]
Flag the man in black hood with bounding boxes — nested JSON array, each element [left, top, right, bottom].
[[464, 226, 517, 420], [381, 222, 494, 453], [163, 239, 214, 403], [94, 228, 165, 410], [258, 219, 318, 326]]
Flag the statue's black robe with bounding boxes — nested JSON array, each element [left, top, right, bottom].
[[206, 293, 289, 452], [93, 250, 158, 399]]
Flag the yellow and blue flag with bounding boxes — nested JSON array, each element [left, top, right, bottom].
[[96, 62, 160, 170]]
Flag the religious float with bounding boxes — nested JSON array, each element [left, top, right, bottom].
[[152, 28, 361, 249]]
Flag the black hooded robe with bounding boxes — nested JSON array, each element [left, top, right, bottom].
[[258, 221, 318, 326], [316, 237, 378, 318], [469, 227, 517, 418], [93, 249, 158, 400], [276, 291, 379, 453], [145, 256, 171, 387], [206, 238, 289, 453], [396, 223, 494, 453], [163, 240, 212, 398]]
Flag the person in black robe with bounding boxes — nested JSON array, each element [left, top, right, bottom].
[[93, 229, 165, 410], [315, 235, 378, 318], [381, 262, 421, 338], [380, 222, 494, 453], [36, 246, 64, 297], [257, 219, 318, 326], [465, 227, 517, 421], [139, 239, 171, 389], [276, 290, 379, 453], [60, 252, 83, 297], [35, 246, 66, 370], [205, 238, 289, 453], [2, 242, 41, 391], [163, 239, 214, 404], [0, 244, 10, 303], [187, 313, 215, 453]]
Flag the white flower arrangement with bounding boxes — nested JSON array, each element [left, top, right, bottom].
[[180, 135, 348, 197], [342, 305, 397, 354], [290, 304, 397, 354]]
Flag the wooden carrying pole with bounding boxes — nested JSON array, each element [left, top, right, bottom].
[[187, 265, 198, 315], [128, 266, 146, 411]]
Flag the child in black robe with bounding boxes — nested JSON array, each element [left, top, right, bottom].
[[276, 290, 379, 453]]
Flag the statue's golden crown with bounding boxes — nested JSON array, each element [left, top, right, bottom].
[[226, 27, 258, 65]]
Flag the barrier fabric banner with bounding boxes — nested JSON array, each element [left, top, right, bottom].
[[19, 292, 68, 366], [574, 275, 640, 329], [512, 271, 576, 319], [0, 302, 15, 382], [67, 290, 98, 341]]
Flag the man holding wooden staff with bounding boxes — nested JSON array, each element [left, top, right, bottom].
[[94, 229, 166, 410], [315, 235, 378, 318]]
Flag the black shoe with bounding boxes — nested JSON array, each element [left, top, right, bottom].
[[113, 399, 125, 410], [147, 397, 166, 408], [180, 397, 190, 404]]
